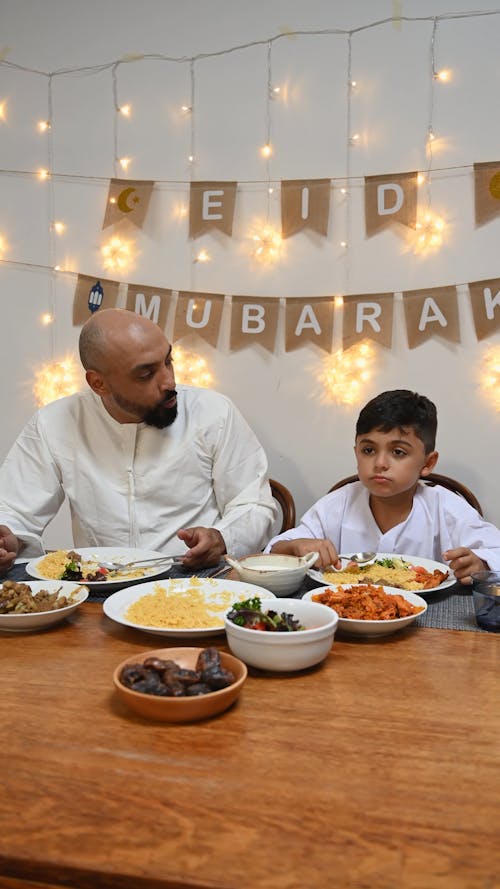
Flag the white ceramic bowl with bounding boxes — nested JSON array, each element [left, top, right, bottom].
[[0, 581, 89, 632], [223, 597, 338, 671], [303, 586, 427, 637], [225, 552, 319, 596]]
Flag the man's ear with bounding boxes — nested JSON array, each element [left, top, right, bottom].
[[420, 450, 439, 477], [85, 369, 109, 397]]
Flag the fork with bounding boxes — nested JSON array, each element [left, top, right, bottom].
[[98, 555, 185, 572]]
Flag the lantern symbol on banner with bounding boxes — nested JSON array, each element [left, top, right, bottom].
[[88, 280, 104, 313]]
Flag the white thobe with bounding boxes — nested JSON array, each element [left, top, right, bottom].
[[265, 480, 500, 570], [0, 385, 276, 558]]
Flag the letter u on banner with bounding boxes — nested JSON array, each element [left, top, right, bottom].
[[365, 171, 418, 236], [342, 293, 394, 349], [402, 286, 460, 349], [230, 296, 279, 352], [174, 292, 224, 345]]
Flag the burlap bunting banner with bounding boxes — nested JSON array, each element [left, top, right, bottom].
[[230, 296, 279, 352], [473, 162, 500, 227], [468, 277, 500, 341], [125, 284, 172, 329], [365, 171, 418, 237], [174, 292, 225, 346], [285, 297, 334, 352], [343, 293, 394, 349], [402, 286, 460, 349], [72, 275, 120, 325], [281, 179, 331, 239], [189, 182, 237, 238], [102, 179, 154, 230]]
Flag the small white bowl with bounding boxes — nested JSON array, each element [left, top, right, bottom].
[[225, 552, 319, 596], [224, 596, 338, 671], [0, 581, 89, 632], [303, 586, 427, 637]]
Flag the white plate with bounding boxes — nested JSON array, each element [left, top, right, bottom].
[[103, 577, 276, 638], [26, 547, 174, 590], [307, 552, 455, 595], [0, 581, 89, 632], [303, 585, 427, 637]]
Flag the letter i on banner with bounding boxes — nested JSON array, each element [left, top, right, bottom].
[[281, 179, 331, 238]]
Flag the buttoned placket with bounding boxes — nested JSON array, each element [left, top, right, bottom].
[[121, 424, 141, 548]]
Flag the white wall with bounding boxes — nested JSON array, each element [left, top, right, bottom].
[[1, 0, 499, 549]]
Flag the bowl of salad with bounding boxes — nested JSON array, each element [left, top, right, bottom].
[[223, 595, 338, 672]]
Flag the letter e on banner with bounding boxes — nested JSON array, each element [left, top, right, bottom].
[[189, 181, 237, 238]]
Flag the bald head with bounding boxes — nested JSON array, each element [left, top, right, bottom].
[[79, 309, 165, 372]]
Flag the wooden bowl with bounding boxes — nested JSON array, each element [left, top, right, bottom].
[[113, 646, 247, 722]]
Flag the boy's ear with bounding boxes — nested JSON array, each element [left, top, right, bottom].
[[420, 450, 439, 477]]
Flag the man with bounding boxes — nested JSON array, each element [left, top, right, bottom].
[[0, 308, 276, 573]]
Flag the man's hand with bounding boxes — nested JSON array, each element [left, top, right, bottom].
[[177, 527, 226, 568], [443, 547, 487, 585], [271, 538, 341, 570], [0, 525, 19, 576]]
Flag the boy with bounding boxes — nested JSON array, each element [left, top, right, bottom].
[[266, 389, 500, 584]]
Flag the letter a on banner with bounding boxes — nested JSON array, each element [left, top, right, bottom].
[[402, 286, 460, 349], [189, 181, 237, 238], [365, 171, 418, 236], [284, 297, 334, 352], [281, 179, 331, 238]]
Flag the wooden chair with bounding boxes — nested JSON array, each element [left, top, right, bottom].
[[269, 478, 296, 532], [328, 472, 484, 516]]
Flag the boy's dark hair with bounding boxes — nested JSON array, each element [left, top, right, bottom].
[[356, 389, 437, 453]]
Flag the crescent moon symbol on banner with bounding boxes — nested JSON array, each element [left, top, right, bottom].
[[117, 186, 137, 213]]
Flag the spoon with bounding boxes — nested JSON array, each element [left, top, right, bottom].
[[339, 551, 377, 566]]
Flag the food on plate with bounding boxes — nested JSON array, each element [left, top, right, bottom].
[[119, 647, 235, 697], [226, 595, 305, 631], [124, 580, 237, 629], [322, 556, 448, 591], [311, 584, 425, 620], [0, 580, 76, 614], [36, 550, 150, 583]]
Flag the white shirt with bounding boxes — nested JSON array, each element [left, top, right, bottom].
[[0, 385, 277, 558], [266, 480, 500, 570]]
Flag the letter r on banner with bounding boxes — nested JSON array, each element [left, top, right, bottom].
[[356, 303, 382, 333]]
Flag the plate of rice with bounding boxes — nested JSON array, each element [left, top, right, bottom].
[[303, 583, 427, 637], [103, 577, 276, 637], [26, 547, 174, 590], [307, 553, 454, 595]]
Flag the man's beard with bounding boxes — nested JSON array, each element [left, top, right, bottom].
[[113, 390, 178, 429]]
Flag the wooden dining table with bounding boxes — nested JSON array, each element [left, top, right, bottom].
[[0, 595, 499, 889]]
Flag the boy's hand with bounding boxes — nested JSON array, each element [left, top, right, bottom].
[[442, 547, 488, 585], [0, 525, 19, 575], [271, 538, 341, 570]]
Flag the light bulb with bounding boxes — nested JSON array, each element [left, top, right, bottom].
[[37, 120, 51, 132], [181, 104, 192, 113], [119, 104, 131, 116], [349, 133, 360, 145], [38, 169, 49, 180], [435, 69, 451, 82], [0, 101, 6, 121], [40, 313, 54, 325], [53, 221, 65, 234], [195, 249, 210, 263], [188, 154, 194, 163], [260, 143, 272, 158], [119, 156, 131, 171]]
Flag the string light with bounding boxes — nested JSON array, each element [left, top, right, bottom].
[[349, 133, 360, 145], [173, 346, 213, 388], [0, 234, 6, 257], [37, 120, 51, 132], [52, 221, 66, 234], [188, 154, 194, 163], [118, 156, 131, 171], [412, 210, 446, 254], [119, 104, 131, 116], [318, 341, 376, 406], [269, 85, 281, 98], [480, 346, 500, 411], [434, 69, 451, 82], [194, 249, 210, 263], [38, 168, 49, 180], [101, 235, 134, 273], [260, 143, 272, 158], [33, 356, 81, 407], [251, 224, 282, 263], [0, 101, 6, 121], [40, 312, 54, 325], [181, 104, 192, 113]]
